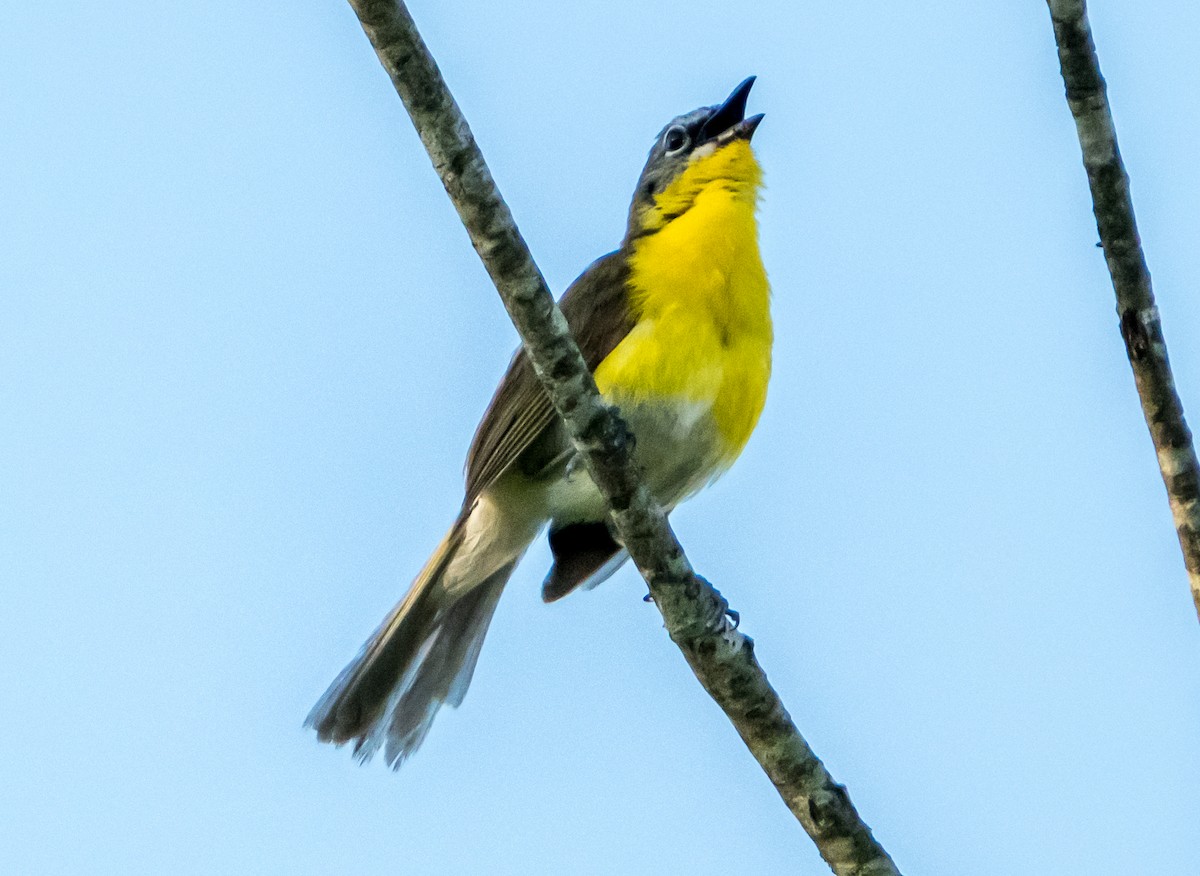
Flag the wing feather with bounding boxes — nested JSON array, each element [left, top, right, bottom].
[[463, 251, 634, 505]]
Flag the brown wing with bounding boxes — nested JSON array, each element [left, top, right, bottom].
[[462, 251, 634, 507]]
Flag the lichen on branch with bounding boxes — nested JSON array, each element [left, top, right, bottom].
[[1047, 0, 1200, 620], [342, 1, 902, 872]]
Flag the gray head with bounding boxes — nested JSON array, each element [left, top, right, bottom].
[[625, 76, 764, 240]]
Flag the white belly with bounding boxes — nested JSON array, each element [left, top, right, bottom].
[[543, 394, 725, 527]]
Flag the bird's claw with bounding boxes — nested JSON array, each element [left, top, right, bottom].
[[643, 578, 740, 638], [694, 576, 739, 636]]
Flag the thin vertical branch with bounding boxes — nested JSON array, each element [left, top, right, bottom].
[[1047, 0, 1200, 621], [341, 0, 901, 872]]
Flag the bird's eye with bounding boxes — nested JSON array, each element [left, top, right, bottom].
[[663, 126, 688, 154]]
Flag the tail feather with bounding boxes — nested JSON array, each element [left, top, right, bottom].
[[306, 520, 519, 766], [382, 566, 510, 766]]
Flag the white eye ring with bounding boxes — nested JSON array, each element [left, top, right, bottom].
[[662, 125, 688, 154]]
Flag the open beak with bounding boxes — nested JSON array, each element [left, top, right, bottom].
[[698, 76, 764, 144]]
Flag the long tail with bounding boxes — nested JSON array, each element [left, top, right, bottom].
[[307, 506, 527, 767]]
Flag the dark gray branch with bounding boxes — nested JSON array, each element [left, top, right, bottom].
[[343, 1, 901, 872], [1047, 0, 1200, 621]]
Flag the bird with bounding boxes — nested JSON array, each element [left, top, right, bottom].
[[307, 77, 772, 766]]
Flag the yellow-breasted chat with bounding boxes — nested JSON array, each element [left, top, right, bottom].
[[308, 77, 771, 766]]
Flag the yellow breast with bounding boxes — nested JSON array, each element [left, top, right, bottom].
[[594, 139, 772, 463]]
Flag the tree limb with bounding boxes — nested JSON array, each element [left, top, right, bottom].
[[343, 1, 901, 872], [1047, 0, 1200, 621]]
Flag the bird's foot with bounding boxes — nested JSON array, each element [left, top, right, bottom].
[[644, 576, 741, 641]]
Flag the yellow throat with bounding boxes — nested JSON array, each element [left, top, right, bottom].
[[594, 138, 772, 461]]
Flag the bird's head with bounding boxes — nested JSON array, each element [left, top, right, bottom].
[[625, 76, 764, 242]]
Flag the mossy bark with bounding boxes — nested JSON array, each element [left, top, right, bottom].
[[1048, 0, 1200, 621], [343, 1, 901, 872]]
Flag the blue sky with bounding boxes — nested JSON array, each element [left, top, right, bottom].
[[3, 2, 1198, 873]]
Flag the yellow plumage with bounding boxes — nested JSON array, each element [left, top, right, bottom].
[[596, 138, 771, 458]]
